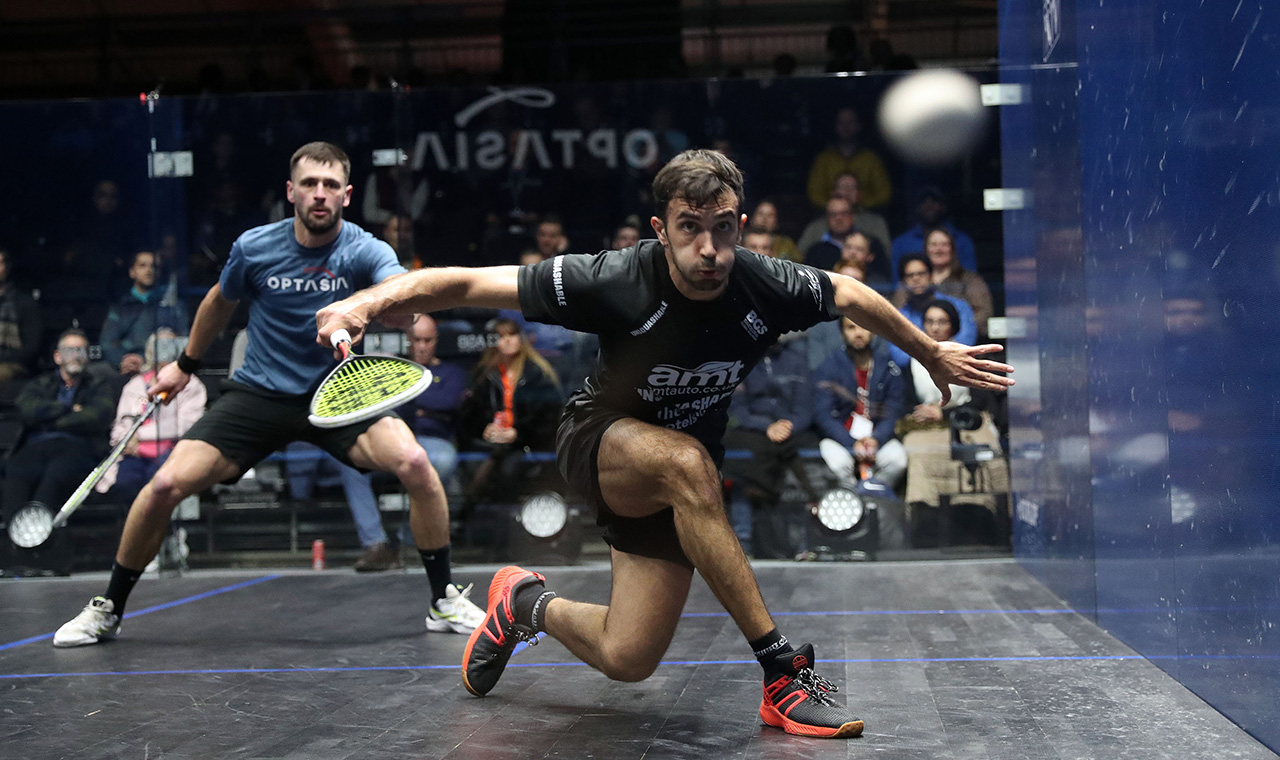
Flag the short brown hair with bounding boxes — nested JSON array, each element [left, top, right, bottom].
[[290, 141, 351, 183], [652, 149, 745, 220]]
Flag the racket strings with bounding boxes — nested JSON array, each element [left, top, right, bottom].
[[312, 357, 426, 418]]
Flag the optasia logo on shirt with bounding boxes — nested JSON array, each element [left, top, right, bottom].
[[267, 267, 350, 293]]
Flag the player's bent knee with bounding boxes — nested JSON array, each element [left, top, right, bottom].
[[144, 470, 192, 510], [661, 445, 721, 505], [394, 444, 436, 485], [598, 646, 661, 682]]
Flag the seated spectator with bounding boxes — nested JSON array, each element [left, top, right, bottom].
[[892, 226, 993, 336], [890, 187, 978, 285], [887, 254, 976, 368], [807, 107, 892, 210], [897, 300, 1009, 540], [3, 329, 114, 524], [803, 196, 857, 271], [0, 247, 42, 386], [813, 317, 907, 490], [382, 215, 421, 269], [534, 215, 568, 260], [747, 200, 801, 263], [611, 220, 642, 250], [742, 227, 776, 258], [721, 334, 818, 558], [837, 230, 890, 291], [396, 315, 468, 508], [458, 319, 562, 507], [100, 251, 190, 376], [832, 259, 866, 282], [95, 331, 206, 506], [795, 173, 891, 279]]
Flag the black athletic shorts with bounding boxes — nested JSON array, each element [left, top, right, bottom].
[[556, 405, 694, 569], [183, 379, 398, 481]]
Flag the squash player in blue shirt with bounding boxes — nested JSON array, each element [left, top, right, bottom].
[[55, 142, 484, 647]]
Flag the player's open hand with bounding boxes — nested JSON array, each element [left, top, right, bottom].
[[925, 342, 1014, 406], [316, 297, 373, 356]]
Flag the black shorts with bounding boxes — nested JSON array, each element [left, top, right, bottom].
[[183, 380, 398, 481], [556, 405, 694, 569]]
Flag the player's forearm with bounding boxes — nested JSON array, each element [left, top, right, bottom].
[[834, 277, 939, 365], [184, 284, 239, 361], [357, 266, 522, 318]]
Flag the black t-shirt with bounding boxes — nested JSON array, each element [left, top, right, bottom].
[[518, 240, 841, 463]]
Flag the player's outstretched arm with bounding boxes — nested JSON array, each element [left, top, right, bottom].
[[317, 266, 522, 347], [151, 283, 239, 402], [829, 273, 1013, 404]]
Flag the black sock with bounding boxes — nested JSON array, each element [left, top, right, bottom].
[[511, 578, 550, 628], [104, 561, 145, 617], [517, 586, 557, 633], [418, 545, 452, 603], [749, 628, 793, 673]]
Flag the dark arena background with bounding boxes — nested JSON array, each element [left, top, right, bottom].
[[0, 1, 1277, 758]]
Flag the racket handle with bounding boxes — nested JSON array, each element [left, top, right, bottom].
[[330, 328, 352, 349]]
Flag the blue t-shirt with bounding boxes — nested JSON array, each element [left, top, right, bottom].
[[220, 219, 405, 395]]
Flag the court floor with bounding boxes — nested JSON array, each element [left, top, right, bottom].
[[1, 560, 1274, 759]]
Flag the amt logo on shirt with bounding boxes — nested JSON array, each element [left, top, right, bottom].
[[267, 266, 351, 293]]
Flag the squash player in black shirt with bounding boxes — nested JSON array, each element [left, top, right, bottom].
[[317, 150, 1014, 739]]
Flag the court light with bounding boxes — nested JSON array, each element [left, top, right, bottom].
[[804, 485, 879, 561], [814, 487, 865, 532]]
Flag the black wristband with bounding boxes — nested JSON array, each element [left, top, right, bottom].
[[176, 352, 201, 374]]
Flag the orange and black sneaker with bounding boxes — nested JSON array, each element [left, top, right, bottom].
[[759, 644, 863, 738], [461, 565, 546, 697]]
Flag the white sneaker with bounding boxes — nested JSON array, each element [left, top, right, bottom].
[[425, 583, 486, 633], [53, 596, 121, 648]]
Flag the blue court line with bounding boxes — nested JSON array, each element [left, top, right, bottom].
[[6, 653, 1280, 681], [0, 574, 281, 652]]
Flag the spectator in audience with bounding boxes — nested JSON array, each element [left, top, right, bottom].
[[191, 178, 269, 287], [795, 173, 891, 277], [458, 318, 562, 507], [832, 259, 866, 282], [897, 299, 1008, 537], [45, 180, 132, 338], [807, 107, 892, 210], [742, 227, 776, 258], [747, 200, 801, 262], [100, 251, 190, 376], [611, 221, 642, 250], [0, 247, 42, 385], [893, 226, 993, 335], [890, 187, 977, 284], [813, 317, 907, 490], [3, 329, 114, 524], [804, 196, 857, 271], [534, 216, 568, 260], [888, 254, 976, 368], [397, 314, 468, 510], [382, 215, 421, 269], [362, 165, 428, 230], [95, 331, 206, 506], [837, 231, 889, 291], [721, 333, 817, 557]]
